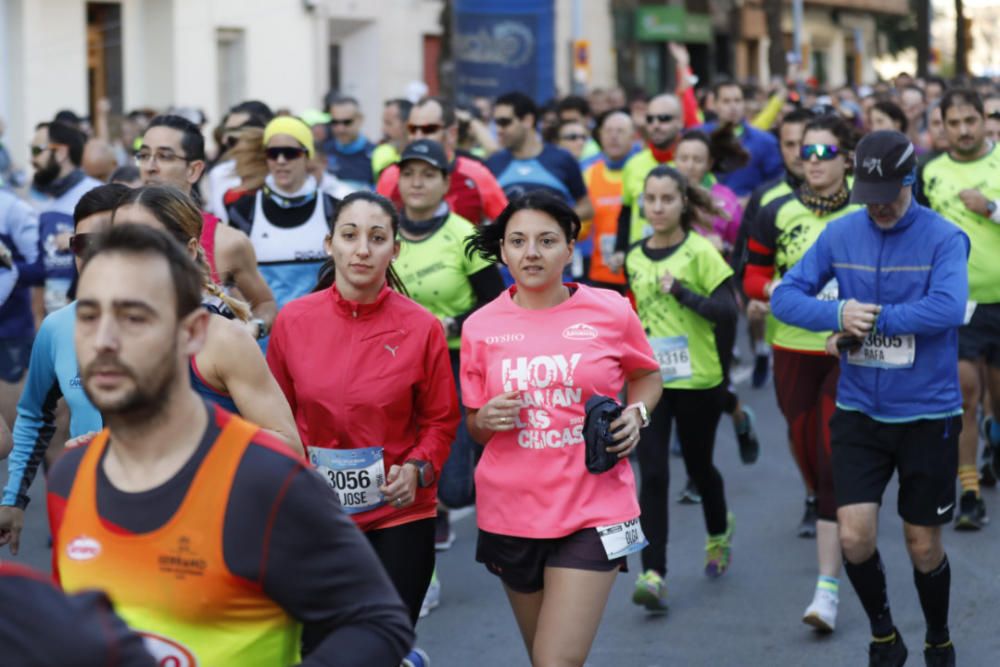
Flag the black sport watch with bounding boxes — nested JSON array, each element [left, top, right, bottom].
[[405, 459, 435, 488]]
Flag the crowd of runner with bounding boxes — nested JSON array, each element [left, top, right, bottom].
[[1, 41, 999, 667]]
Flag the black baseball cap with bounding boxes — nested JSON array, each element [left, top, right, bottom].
[[850, 130, 917, 205], [399, 139, 449, 174]]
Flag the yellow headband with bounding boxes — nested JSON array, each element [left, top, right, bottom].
[[263, 116, 315, 158]]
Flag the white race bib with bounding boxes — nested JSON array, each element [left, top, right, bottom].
[[847, 333, 916, 369], [817, 278, 839, 302], [599, 233, 617, 261], [310, 446, 386, 514], [596, 518, 648, 560], [650, 336, 693, 382], [964, 300, 978, 325]]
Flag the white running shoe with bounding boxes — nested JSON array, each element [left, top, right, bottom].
[[419, 572, 440, 618], [802, 587, 838, 632]]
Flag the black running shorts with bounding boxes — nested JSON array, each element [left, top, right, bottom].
[[830, 408, 960, 526], [959, 302, 1000, 367], [476, 527, 627, 594]]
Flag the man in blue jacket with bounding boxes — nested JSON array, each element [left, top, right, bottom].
[[772, 131, 967, 667]]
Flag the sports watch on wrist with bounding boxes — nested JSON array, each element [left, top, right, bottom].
[[251, 318, 268, 340], [405, 459, 435, 488], [627, 401, 651, 428]]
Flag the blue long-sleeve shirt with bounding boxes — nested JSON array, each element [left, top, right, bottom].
[[0, 191, 39, 335], [3, 302, 102, 508], [771, 200, 969, 422]]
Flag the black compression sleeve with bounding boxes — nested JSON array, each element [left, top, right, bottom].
[[614, 205, 632, 252], [453, 265, 505, 332], [670, 278, 739, 326]]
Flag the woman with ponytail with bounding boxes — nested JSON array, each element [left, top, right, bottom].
[[111, 185, 302, 454], [626, 165, 739, 612], [266, 190, 459, 665]]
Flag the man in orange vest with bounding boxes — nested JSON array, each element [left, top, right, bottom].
[[48, 224, 414, 667], [583, 110, 638, 293]]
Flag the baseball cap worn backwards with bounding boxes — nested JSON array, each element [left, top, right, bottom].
[[850, 130, 917, 205]]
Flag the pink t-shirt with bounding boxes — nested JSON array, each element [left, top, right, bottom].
[[460, 284, 659, 538]]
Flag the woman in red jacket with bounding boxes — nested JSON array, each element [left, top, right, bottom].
[[266, 191, 459, 635]]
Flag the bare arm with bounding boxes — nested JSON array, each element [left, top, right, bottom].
[[573, 195, 594, 225], [216, 225, 278, 330], [205, 318, 303, 455]]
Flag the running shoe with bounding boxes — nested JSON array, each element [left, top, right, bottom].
[[798, 497, 818, 538], [734, 406, 760, 465], [982, 443, 997, 487], [802, 587, 838, 632], [954, 490, 989, 531], [923, 641, 956, 667], [631, 569, 668, 613], [434, 509, 455, 551], [752, 353, 769, 388], [704, 513, 734, 578], [402, 648, 431, 667], [678, 478, 702, 504], [868, 629, 907, 667], [419, 570, 440, 618]]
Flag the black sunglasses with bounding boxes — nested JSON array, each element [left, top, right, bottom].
[[69, 233, 97, 257], [646, 114, 676, 124], [329, 118, 355, 127], [559, 133, 588, 142], [408, 123, 445, 135], [265, 146, 308, 161], [494, 117, 516, 128], [988, 111, 1000, 120]]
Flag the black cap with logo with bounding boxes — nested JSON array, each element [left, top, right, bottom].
[[850, 130, 917, 205], [399, 139, 450, 174]]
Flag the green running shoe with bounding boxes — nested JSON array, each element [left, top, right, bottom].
[[705, 513, 735, 578], [632, 569, 668, 613]]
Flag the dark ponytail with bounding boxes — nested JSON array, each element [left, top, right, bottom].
[[643, 165, 723, 232], [313, 191, 408, 295], [707, 124, 750, 174]]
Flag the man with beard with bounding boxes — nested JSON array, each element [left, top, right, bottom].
[[47, 223, 414, 666], [29, 120, 101, 316], [917, 89, 1000, 531]]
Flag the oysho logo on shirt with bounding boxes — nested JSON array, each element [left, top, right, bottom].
[[486, 333, 525, 344], [562, 323, 598, 340], [66, 536, 101, 561]]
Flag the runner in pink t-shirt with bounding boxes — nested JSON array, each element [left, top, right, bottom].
[[461, 192, 662, 666]]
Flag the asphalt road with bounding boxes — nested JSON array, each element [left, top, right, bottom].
[[5, 360, 1000, 666]]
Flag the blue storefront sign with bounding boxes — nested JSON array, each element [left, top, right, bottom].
[[453, 0, 555, 104]]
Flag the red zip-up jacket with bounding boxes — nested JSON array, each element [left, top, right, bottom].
[[267, 283, 459, 532]]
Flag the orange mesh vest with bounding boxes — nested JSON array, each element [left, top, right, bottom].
[[585, 160, 627, 285], [58, 415, 302, 667]]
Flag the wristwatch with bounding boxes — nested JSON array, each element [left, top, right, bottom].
[[987, 200, 999, 222], [405, 459, 436, 488], [251, 318, 268, 340], [626, 401, 651, 428]]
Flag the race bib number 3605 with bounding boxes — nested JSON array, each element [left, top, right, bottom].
[[596, 518, 648, 560], [847, 333, 915, 369], [309, 446, 386, 514]]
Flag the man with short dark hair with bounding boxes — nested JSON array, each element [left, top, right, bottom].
[[699, 80, 783, 199], [917, 88, 1000, 528], [49, 223, 414, 667], [321, 95, 376, 191], [485, 91, 592, 222], [774, 130, 967, 667], [377, 97, 507, 224], [139, 114, 277, 338], [29, 120, 102, 316], [371, 98, 413, 180]]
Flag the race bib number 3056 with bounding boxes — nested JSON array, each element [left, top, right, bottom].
[[309, 446, 386, 514], [650, 336, 693, 382], [847, 333, 915, 369], [596, 518, 648, 560]]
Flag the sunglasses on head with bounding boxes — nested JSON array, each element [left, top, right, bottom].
[[800, 144, 841, 161], [559, 133, 588, 142], [69, 233, 97, 257], [407, 123, 444, 136], [494, 117, 516, 128], [646, 114, 676, 124], [329, 118, 355, 127], [265, 146, 307, 161]]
